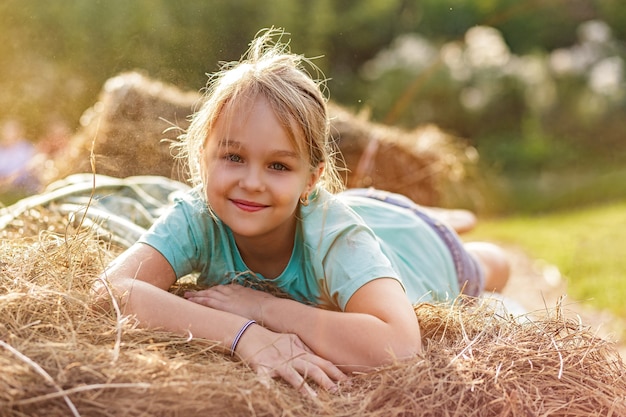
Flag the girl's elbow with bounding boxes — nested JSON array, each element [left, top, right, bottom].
[[362, 340, 420, 369], [370, 329, 422, 365], [392, 334, 422, 359], [389, 321, 423, 359], [89, 275, 133, 313]]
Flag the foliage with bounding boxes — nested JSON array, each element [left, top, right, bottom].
[[359, 21, 625, 176], [0, 0, 406, 134]]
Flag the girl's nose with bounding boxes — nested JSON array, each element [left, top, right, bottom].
[[238, 166, 266, 192]]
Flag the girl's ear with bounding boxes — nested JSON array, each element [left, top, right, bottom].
[[306, 162, 325, 192]]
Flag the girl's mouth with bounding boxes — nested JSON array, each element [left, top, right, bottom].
[[231, 199, 268, 212]]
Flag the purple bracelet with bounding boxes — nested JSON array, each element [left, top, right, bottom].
[[230, 320, 256, 356]]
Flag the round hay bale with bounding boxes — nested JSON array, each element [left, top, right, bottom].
[[1, 210, 625, 416], [329, 102, 476, 206], [56, 71, 197, 183], [53, 71, 477, 206]]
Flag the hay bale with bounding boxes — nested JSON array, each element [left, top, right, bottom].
[[54, 71, 476, 206], [57, 71, 197, 183], [1, 210, 625, 416], [329, 102, 476, 206]]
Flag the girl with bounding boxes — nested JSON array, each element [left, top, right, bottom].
[[97, 29, 509, 395]]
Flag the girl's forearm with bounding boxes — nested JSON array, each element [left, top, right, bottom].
[[98, 277, 347, 392], [106, 277, 249, 351], [259, 297, 421, 371]]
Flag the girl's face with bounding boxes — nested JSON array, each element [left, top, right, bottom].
[[202, 95, 321, 243]]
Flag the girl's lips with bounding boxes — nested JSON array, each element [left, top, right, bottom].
[[231, 199, 268, 212]]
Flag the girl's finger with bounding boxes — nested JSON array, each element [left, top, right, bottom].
[[258, 360, 319, 397], [289, 344, 346, 383], [316, 359, 348, 384], [295, 355, 345, 390], [255, 365, 272, 389], [281, 365, 318, 397]]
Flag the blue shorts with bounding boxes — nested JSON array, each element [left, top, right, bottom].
[[340, 188, 485, 298]]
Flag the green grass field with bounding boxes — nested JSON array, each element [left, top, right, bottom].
[[466, 199, 626, 317]]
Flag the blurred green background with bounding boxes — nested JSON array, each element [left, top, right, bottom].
[[1, 1, 625, 316], [1, 0, 625, 214]]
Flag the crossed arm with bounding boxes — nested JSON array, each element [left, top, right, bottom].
[[95, 242, 422, 393], [185, 278, 422, 372]]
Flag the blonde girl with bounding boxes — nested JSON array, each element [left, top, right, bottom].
[[98, 29, 509, 395]]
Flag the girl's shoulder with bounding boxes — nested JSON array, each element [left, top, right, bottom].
[[302, 188, 360, 222], [169, 186, 211, 215], [299, 188, 374, 243], [150, 186, 219, 236]]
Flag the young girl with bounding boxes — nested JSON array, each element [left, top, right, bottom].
[[97, 29, 509, 395]]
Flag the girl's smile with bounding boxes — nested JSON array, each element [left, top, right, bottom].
[[230, 198, 269, 212]]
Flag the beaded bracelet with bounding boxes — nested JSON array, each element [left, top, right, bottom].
[[230, 320, 256, 356]]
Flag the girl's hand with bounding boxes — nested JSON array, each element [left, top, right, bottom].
[[184, 284, 271, 322], [234, 323, 347, 395]]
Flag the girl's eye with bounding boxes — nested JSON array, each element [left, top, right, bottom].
[[225, 153, 242, 163], [269, 162, 288, 171]]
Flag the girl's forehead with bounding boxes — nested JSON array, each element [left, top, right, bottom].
[[209, 95, 307, 158], [213, 96, 262, 134], [215, 95, 289, 132]]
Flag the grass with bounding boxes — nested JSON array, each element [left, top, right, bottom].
[[493, 167, 626, 214], [465, 199, 626, 317]]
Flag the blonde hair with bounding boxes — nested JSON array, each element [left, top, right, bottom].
[[176, 28, 344, 195]]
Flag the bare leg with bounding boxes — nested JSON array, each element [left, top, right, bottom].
[[465, 242, 510, 293]]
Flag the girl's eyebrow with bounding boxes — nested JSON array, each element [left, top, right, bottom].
[[219, 139, 299, 160], [218, 138, 241, 148], [272, 149, 300, 159]]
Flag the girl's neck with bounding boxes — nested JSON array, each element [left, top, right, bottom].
[[232, 223, 296, 279]]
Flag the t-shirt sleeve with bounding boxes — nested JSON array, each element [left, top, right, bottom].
[[137, 193, 207, 279], [325, 223, 404, 310], [303, 191, 404, 311]]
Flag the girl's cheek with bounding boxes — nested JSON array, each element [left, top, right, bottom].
[[200, 148, 223, 183]]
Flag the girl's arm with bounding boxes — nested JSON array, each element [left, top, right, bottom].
[[185, 278, 422, 372], [94, 243, 346, 393]]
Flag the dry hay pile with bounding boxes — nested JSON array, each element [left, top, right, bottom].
[[53, 71, 476, 207], [1, 210, 625, 416]]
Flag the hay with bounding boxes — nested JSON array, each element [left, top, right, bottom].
[[56, 71, 197, 183], [1, 210, 625, 416], [329, 102, 476, 206]]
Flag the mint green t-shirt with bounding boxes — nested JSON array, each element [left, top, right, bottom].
[[138, 188, 458, 310]]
